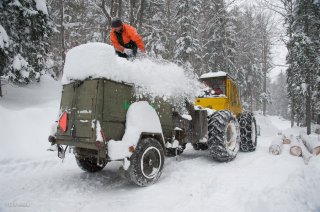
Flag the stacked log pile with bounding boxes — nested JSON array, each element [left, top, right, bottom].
[[269, 132, 319, 164]]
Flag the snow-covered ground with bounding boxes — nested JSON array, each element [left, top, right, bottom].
[[0, 76, 320, 212]]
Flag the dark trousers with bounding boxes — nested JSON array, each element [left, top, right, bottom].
[[115, 41, 138, 58]]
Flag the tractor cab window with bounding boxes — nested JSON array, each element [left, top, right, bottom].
[[200, 77, 227, 97]]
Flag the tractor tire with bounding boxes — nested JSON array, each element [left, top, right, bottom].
[[127, 137, 164, 186], [239, 111, 257, 152], [192, 143, 208, 151], [75, 156, 106, 172], [207, 110, 240, 162]]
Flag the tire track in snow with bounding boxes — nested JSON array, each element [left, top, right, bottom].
[[0, 158, 59, 174]]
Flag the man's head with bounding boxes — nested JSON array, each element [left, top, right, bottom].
[[111, 17, 123, 33]]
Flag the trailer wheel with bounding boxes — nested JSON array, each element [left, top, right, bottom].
[[239, 111, 257, 152], [75, 156, 106, 172], [127, 137, 164, 186], [207, 110, 240, 162]]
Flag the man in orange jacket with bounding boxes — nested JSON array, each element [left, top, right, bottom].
[[110, 17, 145, 58]]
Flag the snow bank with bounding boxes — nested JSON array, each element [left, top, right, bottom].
[[12, 54, 30, 77], [0, 24, 9, 49], [108, 101, 162, 160], [35, 0, 48, 15], [62, 43, 201, 104], [0, 75, 61, 159]]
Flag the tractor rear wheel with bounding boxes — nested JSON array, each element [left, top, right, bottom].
[[207, 110, 240, 162], [239, 111, 257, 152]]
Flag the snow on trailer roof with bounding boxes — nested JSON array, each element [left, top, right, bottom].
[[62, 42, 201, 103], [200, 71, 227, 79], [200, 71, 235, 81]]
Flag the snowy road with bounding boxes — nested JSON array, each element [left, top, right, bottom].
[[1, 76, 320, 212]]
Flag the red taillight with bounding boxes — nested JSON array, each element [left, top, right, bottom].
[[59, 112, 68, 133]]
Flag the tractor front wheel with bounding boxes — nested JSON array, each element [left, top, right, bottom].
[[207, 110, 240, 162]]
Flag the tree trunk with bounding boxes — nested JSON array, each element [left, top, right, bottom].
[[304, 2, 312, 135], [262, 38, 267, 116], [118, 0, 122, 17], [101, 0, 112, 43], [110, 0, 115, 17], [291, 95, 295, 127], [137, 0, 145, 32], [60, 0, 66, 66], [0, 79, 2, 97], [306, 71, 312, 135], [130, 0, 136, 26]]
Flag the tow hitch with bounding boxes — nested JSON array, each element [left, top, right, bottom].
[[58, 145, 68, 159]]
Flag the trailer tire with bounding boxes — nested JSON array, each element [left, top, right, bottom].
[[128, 137, 164, 186], [75, 156, 106, 172], [207, 110, 240, 162], [239, 111, 257, 152]]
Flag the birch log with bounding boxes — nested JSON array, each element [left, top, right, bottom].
[[297, 137, 313, 165], [269, 135, 284, 155], [300, 132, 320, 156], [289, 136, 302, 157]]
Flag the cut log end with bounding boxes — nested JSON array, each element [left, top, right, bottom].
[[283, 138, 291, 144], [313, 146, 320, 156], [269, 145, 281, 155], [290, 146, 302, 157]]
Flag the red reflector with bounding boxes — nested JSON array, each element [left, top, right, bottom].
[[59, 112, 68, 132]]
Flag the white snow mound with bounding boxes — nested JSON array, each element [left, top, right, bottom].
[[35, 0, 49, 15], [0, 24, 10, 49], [108, 101, 162, 160], [62, 42, 201, 102]]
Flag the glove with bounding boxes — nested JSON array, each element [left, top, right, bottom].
[[137, 49, 146, 58], [123, 48, 133, 56], [139, 48, 146, 54]]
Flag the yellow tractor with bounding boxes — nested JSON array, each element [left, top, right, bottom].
[[193, 71, 257, 161]]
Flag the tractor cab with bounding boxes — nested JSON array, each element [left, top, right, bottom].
[[195, 71, 243, 117]]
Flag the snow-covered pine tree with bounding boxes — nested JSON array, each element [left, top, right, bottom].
[[48, 0, 109, 78], [140, 0, 171, 59], [232, 8, 263, 111], [173, 0, 201, 71], [0, 0, 52, 85], [201, 0, 235, 75], [289, 0, 320, 133], [0, 23, 10, 97], [255, 11, 274, 115]]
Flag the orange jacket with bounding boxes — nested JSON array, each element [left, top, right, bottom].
[[110, 23, 145, 53]]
